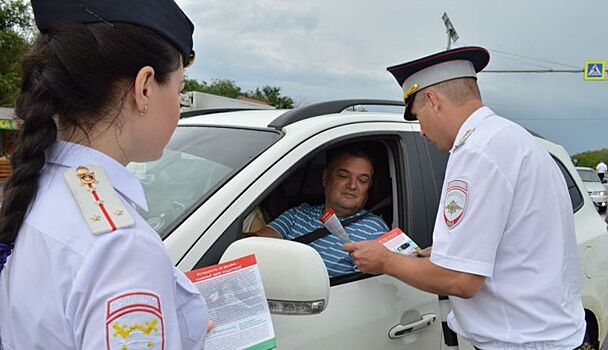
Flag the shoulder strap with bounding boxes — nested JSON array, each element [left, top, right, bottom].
[[64, 165, 135, 235], [291, 196, 392, 245]]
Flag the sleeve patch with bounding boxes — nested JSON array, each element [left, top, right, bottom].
[[105, 291, 165, 350], [444, 180, 468, 229]]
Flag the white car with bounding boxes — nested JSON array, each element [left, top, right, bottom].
[[576, 166, 608, 212], [130, 100, 608, 349]]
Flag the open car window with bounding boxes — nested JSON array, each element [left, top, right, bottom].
[[252, 138, 396, 284]]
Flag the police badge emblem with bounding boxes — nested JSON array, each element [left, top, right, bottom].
[[106, 291, 165, 350], [444, 180, 468, 229]]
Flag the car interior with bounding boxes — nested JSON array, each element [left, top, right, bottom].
[[241, 138, 397, 284], [244, 139, 394, 231]]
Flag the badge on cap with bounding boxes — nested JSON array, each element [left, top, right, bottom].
[[444, 180, 468, 229], [403, 83, 419, 102], [64, 165, 135, 235]]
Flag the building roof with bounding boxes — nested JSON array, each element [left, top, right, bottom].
[[0, 108, 15, 120]]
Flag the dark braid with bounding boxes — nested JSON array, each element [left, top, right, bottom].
[[0, 35, 57, 247], [0, 22, 181, 269]]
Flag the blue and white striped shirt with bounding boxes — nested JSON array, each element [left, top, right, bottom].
[[268, 203, 389, 277]]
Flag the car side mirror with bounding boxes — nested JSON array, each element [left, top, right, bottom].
[[221, 237, 330, 315]]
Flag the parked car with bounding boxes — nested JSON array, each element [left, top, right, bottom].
[[129, 100, 608, 349], [576, 167, 608, 212]]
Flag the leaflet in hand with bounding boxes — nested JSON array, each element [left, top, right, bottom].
[[186, 254, 277, 350], [320, 208, 352, 243], [377, 228, 421, 256]]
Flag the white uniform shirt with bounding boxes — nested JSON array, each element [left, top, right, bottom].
[[596, 162, 607, 174], [430, 107, 585, 349], [0, 141, 208, 349]]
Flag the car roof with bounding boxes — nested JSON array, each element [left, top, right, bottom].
[[179, 109, 286, 129], [178, 109, 408, 129], [178, 99, 408, 130], [576, 167, 594, 171]]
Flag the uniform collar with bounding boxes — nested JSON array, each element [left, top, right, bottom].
[[47, 140, 148, 211], [450, 106, 495, 153]]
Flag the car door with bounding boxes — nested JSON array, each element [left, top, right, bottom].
[[179, 120, 444, 349]]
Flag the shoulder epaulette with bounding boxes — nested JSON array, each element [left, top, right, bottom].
[[64, 165, 135, 235]]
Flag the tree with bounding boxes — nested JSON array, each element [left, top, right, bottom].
[[247, 86, 294, 109], [185, 78, 242, 99], [571, 148, 608, 168], [184, 77, 295, 109], [0, 0, 34, 107]]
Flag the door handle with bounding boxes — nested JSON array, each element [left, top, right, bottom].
[[388, 313, 436, 339]]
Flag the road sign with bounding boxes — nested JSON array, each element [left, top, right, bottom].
[[584, 60, 606, 80]]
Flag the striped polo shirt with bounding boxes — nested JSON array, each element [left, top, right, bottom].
[[268, 203, 389, 277]]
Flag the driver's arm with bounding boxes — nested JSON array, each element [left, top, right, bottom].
[[244, 226, 282, 239]]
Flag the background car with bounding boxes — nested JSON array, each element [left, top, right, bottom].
[[576, 166, 607, 212], [129, 100, 608, 349]]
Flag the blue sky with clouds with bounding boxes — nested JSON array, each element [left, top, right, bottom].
[[176, 0, 608, 154]]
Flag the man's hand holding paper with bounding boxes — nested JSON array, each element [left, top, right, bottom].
[[343, 228, 425, 274]]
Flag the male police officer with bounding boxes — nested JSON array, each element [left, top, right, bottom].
[[344, 46, 586, 349]]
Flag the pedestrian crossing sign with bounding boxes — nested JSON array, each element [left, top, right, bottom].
[[584, 60, 606, 80]]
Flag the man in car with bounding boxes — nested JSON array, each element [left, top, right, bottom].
[[247, 144, 389, 277], [344, 46, 586, 349]]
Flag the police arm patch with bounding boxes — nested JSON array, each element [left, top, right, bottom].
[[105, 291, 165, 350], [444, 180, 468, 229]]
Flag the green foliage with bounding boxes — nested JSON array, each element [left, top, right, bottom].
[[0, 0, 34, 107], [571, 148, 608, 168], [184, 78, 294, 109], [248, 86, 294, 109], [185, 78, 242, 99]]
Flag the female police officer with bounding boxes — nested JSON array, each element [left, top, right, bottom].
[[0, 1, 209, 348]]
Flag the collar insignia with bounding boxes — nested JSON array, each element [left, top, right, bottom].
[[452, 128, 475, 152]]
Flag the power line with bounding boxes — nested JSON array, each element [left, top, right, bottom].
[[456, 43, 595, 75], [488, 47, 580, 69], [483, 69, 584, 73]]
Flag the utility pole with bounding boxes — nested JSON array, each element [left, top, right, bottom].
[[442, 12, 459, 50]]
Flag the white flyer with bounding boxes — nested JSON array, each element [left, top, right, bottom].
[[377, 228, 421, 256], [320, 208, 352, 243], [186, 254, 277, 350]]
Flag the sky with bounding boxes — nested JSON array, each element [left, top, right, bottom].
[[175, 0, 608, 155]]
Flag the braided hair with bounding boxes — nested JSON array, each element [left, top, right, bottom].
[[0, 22, 182, 272]]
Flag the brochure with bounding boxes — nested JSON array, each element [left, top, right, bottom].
[[377, 227, 421, 256], [186, 254, 277, 350], [320, 207, 352, 243]]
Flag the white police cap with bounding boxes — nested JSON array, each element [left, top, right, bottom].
[[387, 46, 490, 120]]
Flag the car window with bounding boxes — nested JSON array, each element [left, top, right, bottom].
[[128, 126, 281, 237], [577, 168, 601, 182], [553, 157, 583, 212]]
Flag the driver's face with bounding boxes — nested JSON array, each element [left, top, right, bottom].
[[323, 154, 373, 217]]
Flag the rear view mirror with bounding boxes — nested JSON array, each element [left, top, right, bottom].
[[221, 237, 330, 315]]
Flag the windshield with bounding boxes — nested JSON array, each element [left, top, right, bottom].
[[127, 126, 281, 237], [577, 169, 600, 182]]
